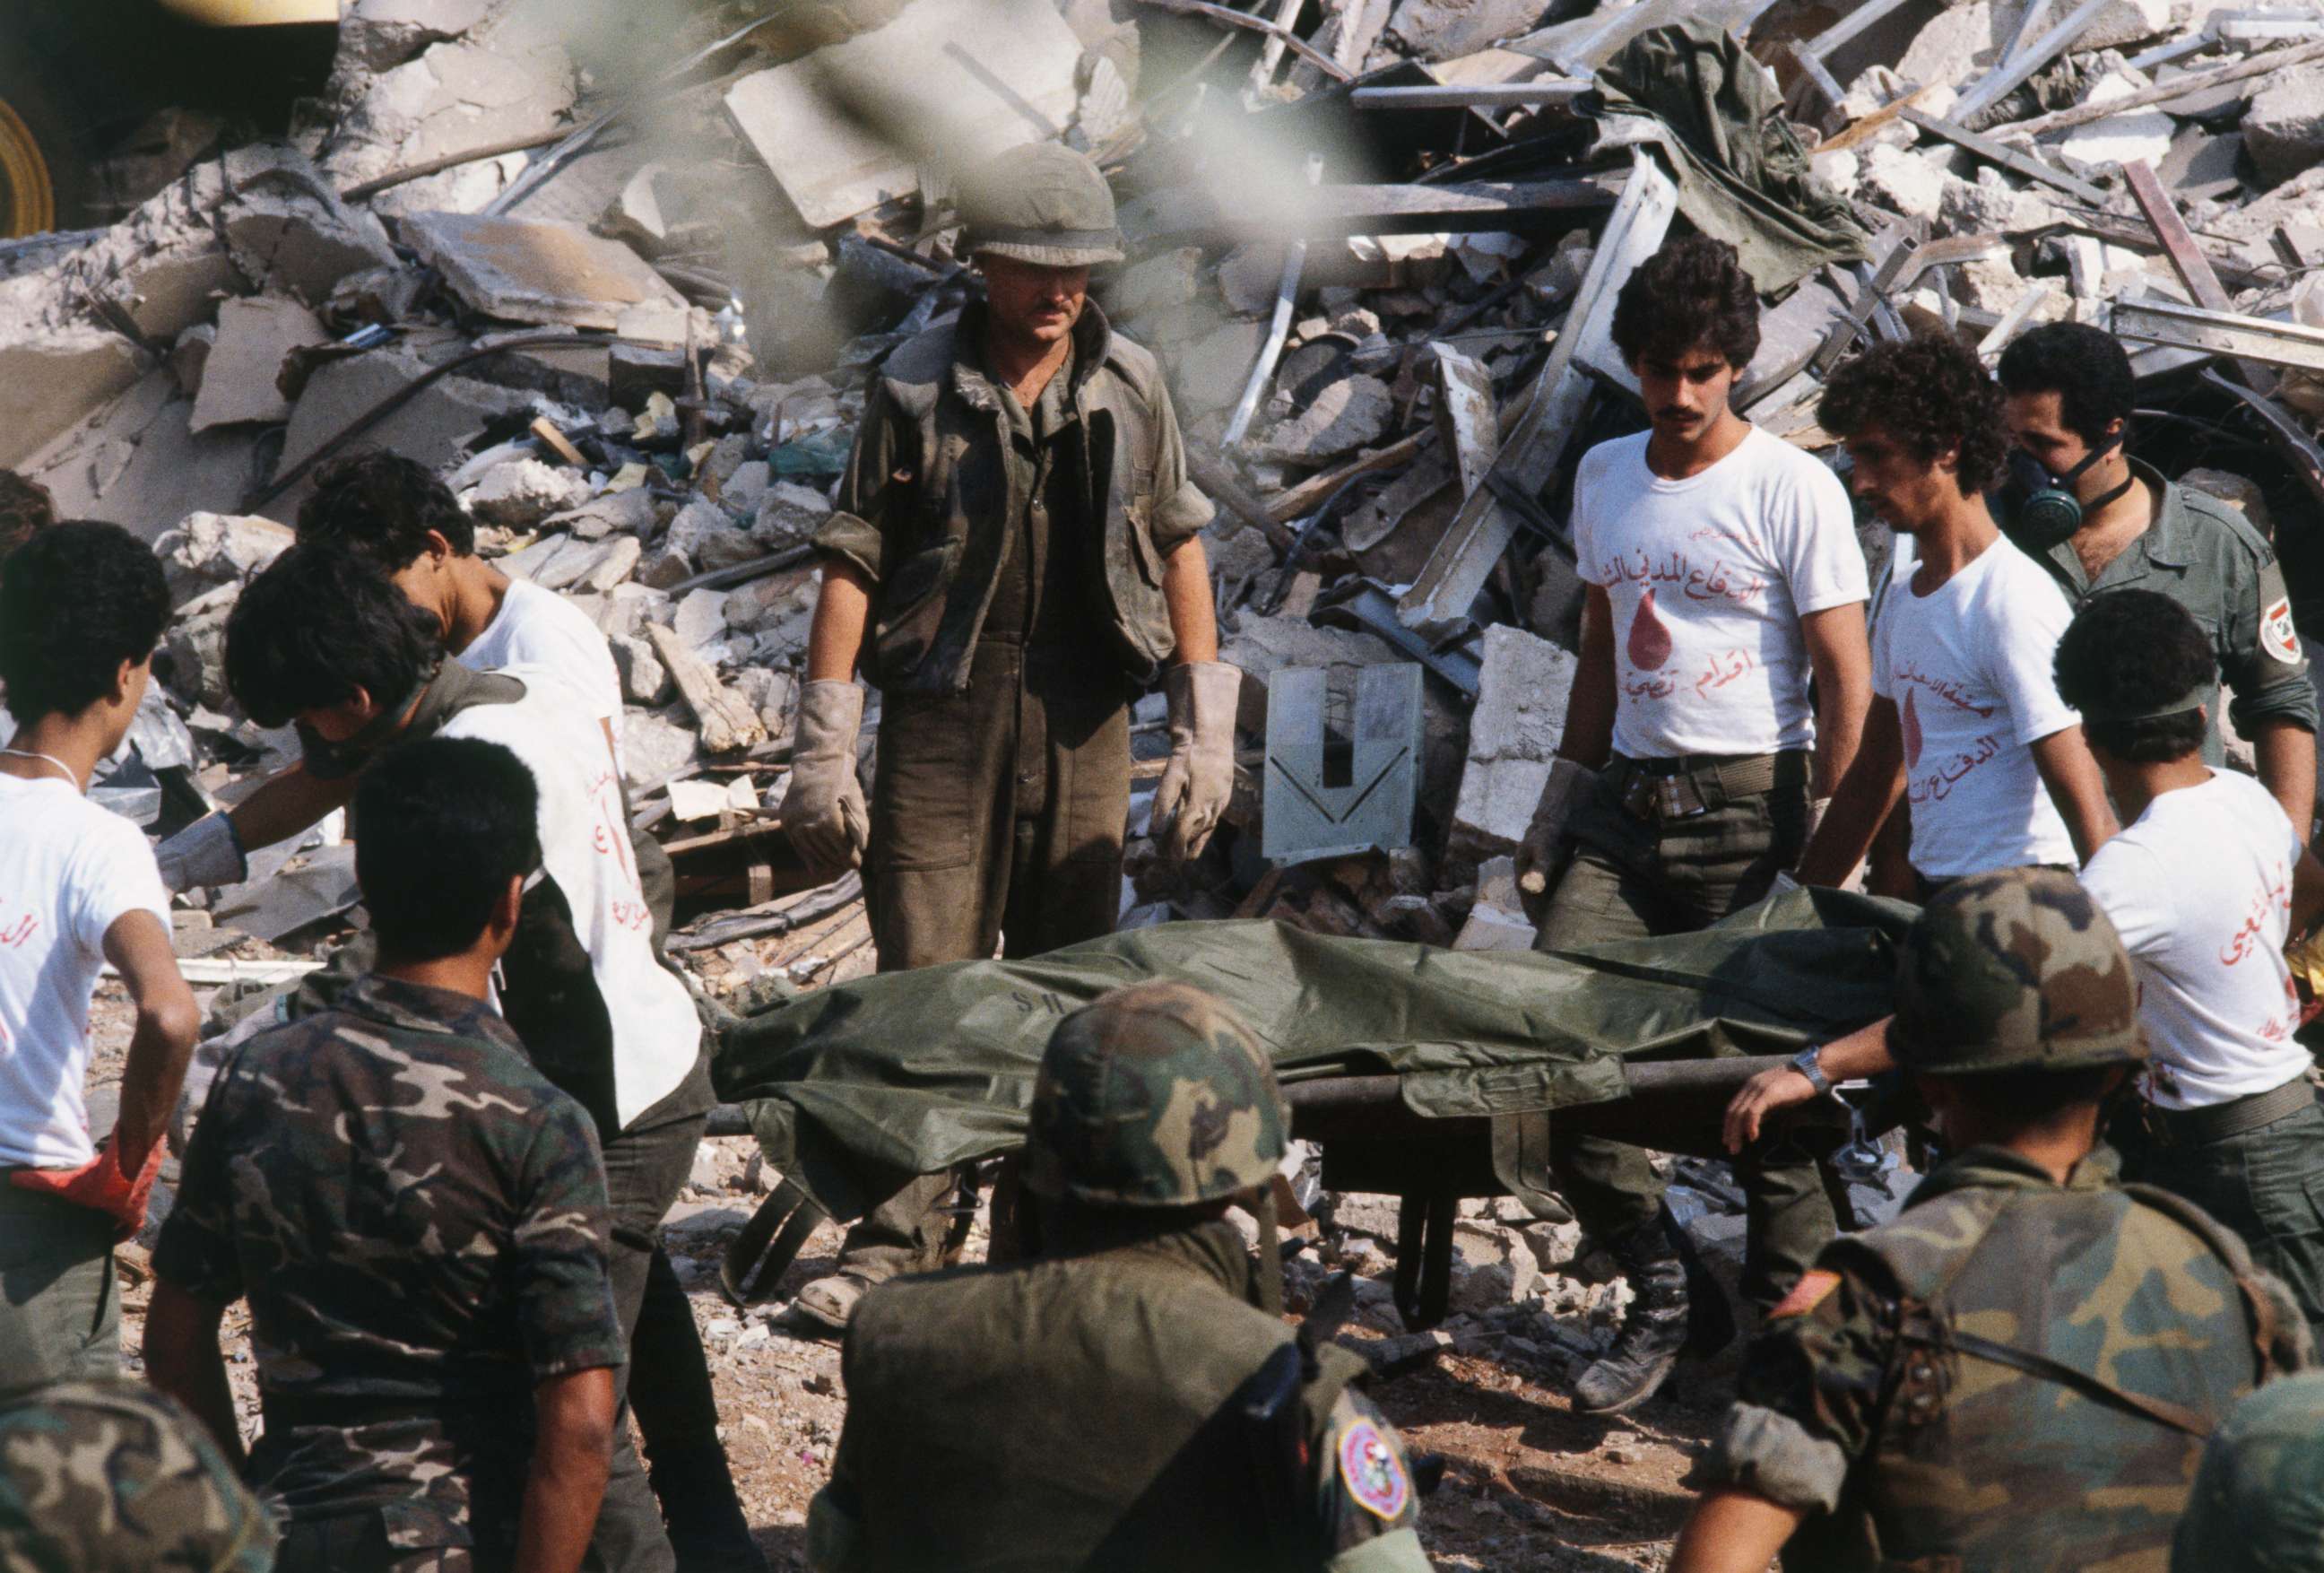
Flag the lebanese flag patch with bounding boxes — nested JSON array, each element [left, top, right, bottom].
[[2263, 597, 2302, 665]]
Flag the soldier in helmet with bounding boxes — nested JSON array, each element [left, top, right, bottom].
[[783, 142, 1238, 1332], [0, 1377, 276, 1571], [804, 982, 1432, 1573], [1672, 866, 2311, 1573], [2173, 1371, 2324, 1572]]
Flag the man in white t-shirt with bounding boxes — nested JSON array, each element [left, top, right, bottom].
[[220, 543, 708, 1573], [2057, 587, 2324, 1339], [0, 522, 200, 1385], [153, 450, 631, 895], [1797, 334, 2117, 892], [1514, 237, 1876, 1415]]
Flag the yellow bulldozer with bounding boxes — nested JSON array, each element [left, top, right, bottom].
[[0, 0, 340, 236]]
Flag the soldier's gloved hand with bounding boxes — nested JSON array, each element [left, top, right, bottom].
[[11, 1134, 166, 1242], [1515, 758, 1594, 898], [1154, 661, 1242, 863], [785, 680, 871, 880], [155, 813, 245, 894]]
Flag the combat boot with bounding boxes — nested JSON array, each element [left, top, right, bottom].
[[1572, 1207, 1734, 1415]]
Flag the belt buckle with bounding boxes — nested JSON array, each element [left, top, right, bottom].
[[1657, 775, 1709, 820]]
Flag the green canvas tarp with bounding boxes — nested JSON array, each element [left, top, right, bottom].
[[712, 889, 1915, 1221]]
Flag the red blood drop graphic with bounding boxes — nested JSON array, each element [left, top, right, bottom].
[[1626, 588, 1673, 670], [1902, 687, 1923, 768]]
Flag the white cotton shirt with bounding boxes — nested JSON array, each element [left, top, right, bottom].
[[438, 665, 698, 1129], [456, 578, 627, 773], [1574, 426, 1868, 760], [0, 776, 171, 1169], [1871, 534, 2080, 879], [2079, 769, 2310, 1110]]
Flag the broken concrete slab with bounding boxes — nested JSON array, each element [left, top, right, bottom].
[[118, 246, 246, 341], [399, 213, 691, 332], [610, 631, 672, 707], [500, 533, 642, 595], [152, 512, 294, 606], [1452, 856, 1536, 951], [1385, 0, 1547, 63], [1449, 623, 1579, 865], [1257, 374, 1394, 464], [22, 371, 264, 541], [273, 347, 530, 503], [338, 0, 495, 74], [0, 328, 145, 470], [620, 708, 701, 793], [216, 142, 400, 306], [2244, 74, 2324, 186], [722, 0, 1083, 230], [2050, 74, 2177, 173], [188, 297, 329, 433], [648, 623, 767, 753], [543, 486, 657, 542], [750, 481, 834, 549], [468, 456, 591, 527]]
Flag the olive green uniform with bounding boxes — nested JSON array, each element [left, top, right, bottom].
[[2009, 459, 2317, 766], [808, 1219, 1428, 1573], [1710, 1144, 2311, 1571]]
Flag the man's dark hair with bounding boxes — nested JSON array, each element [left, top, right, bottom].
[[356, 737, 542, 961], [298, 449, 474, 566], [0, 521, 170, 724], [1997, 321, 2136, 448], [2053, 587, 2214, 763], [1820, 334, 2011, 494], [225, 543, 443, 729], [0, 471, 56, 564], [1609, 236, 1762, 371]]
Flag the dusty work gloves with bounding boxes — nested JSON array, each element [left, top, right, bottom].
[[786, 680, 871, 880], [1514, 758, 1596, 898], [1154, 661, 1243, 863], [156, 812, 245, 894]]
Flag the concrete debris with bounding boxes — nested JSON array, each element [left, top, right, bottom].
[[1450, 625, 1579, 866], [152, 513, 294, 606], [188, 298, 329, 434], [400, 213, 693, 332], [467, 457, 592, 527], [2243, 73, 2324, 185]]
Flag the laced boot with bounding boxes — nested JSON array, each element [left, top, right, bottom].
[[1572, 1207, 1733, 1414]]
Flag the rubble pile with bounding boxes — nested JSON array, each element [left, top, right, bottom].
[[7, 0, 2322, 977]]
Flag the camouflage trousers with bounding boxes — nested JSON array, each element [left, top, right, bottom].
[[2117, 1086, 2324, 1348], [844, 640, 1130, 1288], [1535, 754, 1843, 1310], [0, 1180, 117, 1387]]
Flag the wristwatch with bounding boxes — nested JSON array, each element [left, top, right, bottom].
[[1790, 1045, 1832, 1096]]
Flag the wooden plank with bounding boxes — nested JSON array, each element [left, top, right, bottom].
[[646, 624, 767, 754], [1264, 432, 1426, 524], [1132, 0, 1355, 81], [1898, 105, 2108, 205], [2120, 159, 2277, 392]]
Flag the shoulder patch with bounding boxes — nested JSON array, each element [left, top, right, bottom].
[[2263, 596, 2302, 665], [1337, 1420, 1411, 1521], [1769, 1269, 1842, 1319]]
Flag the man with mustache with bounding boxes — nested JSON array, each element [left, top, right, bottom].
[[1514, 236, 1874, 1414]]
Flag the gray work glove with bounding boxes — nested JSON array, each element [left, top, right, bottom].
[[155, 813, 246, 895], [1154, 661, 1242, 863], [785, 680, 870, 880], [1514, 757, 1595, 898]]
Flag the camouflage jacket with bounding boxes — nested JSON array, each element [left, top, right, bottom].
[[812, 300, 1212, 695], [1709, 1144, 2311, 1573], [153, 974, 626, 1558], [0, 1378, 277, 1572], [2173, 1369, 2324, 1571], [807, 1219, 1431, 1573]]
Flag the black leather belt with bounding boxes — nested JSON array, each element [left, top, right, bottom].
[[2151, 1074, 2317, 1146], [1609, 750, 1808, 821]]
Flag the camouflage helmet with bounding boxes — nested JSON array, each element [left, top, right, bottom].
[[1890, 865, 2146, 1075], [0, 1378, 278, 1572], [958, 143, 1124, 268], [1025, 981, 1289, 1207], [2173, 1372, 2324, 1572]]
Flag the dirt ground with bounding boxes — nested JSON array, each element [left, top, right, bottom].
[[91, 947, 1732, 1571]]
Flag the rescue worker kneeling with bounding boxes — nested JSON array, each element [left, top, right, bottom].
[[1672, 866, 2312, 1573], [806, 982, 1433, 1572]]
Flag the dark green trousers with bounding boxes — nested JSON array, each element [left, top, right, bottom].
[[1534, 755, 1841, 1311], [2118, 1091, 2324, 1348], [844, 639, 1132, 1283]]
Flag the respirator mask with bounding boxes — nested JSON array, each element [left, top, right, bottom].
[[1996, 427, 2129, 551]]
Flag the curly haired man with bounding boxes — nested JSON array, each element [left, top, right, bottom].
[[1796, 332, 2115, 892], [1513, 236, 1875, 1414]]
